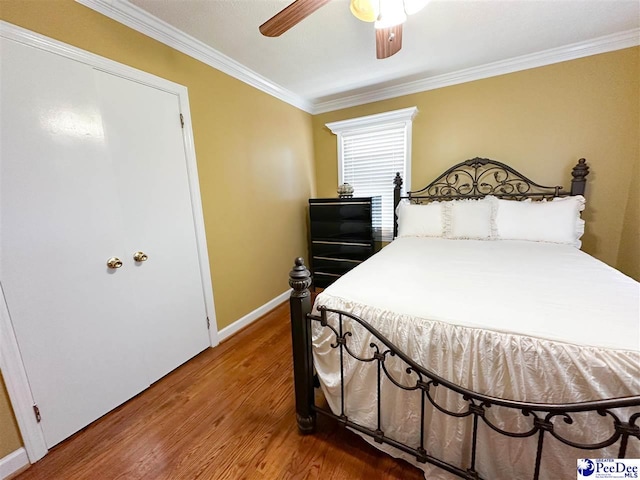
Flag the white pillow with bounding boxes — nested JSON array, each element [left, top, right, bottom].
[[396, 201, 444, 237], [445, 196, 497, 240], [495, 195, 586, 247]]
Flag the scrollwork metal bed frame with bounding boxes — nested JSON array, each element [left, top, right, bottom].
[[288, 158, 640, 480]]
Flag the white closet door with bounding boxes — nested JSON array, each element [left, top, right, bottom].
[[95, 72, 210, 383], [1, 38, 211, 449], [0, 40, 149, 447]]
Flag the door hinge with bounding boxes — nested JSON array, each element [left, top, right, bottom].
[[33, 404, 41, 423], [179, 113, 184, 128], [206, 316, 210, 329]]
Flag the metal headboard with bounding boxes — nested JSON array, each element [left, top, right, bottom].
[[393, 157, 589, 238]]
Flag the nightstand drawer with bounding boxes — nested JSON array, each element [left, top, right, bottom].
[[311, 241, 372, 261], [312, 256, 363, 275], [309, 203, 371, 222], [313, 272, 341, 288], [310, 220, 371, 241]]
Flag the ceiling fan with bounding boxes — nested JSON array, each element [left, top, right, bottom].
[[259, 0, 428, 59]]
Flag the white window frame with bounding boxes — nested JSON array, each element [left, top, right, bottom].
[[326, 106, 418, 240]]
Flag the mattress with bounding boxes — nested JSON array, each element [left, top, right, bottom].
[[312, 237, 640, 479]]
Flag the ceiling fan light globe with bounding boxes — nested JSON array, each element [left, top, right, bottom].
[[350, 0, 377, 22], [374, 1, 407, 29]]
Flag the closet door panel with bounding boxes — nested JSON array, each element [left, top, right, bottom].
[[95, 71, 210, 384], [0, 40, 148, 447]]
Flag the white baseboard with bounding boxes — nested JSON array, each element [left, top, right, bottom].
[[218, 290, 291, 342], [0, 448, 29, 480]]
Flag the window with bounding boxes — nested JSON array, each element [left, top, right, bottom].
[[327, 107, 418, 241]]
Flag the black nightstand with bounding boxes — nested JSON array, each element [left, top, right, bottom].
[[308, 197, 382, 288]]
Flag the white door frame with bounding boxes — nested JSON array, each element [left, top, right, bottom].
[[0, 20, 219, 463]]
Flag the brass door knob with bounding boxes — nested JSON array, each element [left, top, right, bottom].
[[133, 251, 148, 262], [107, 257, 123, 269]]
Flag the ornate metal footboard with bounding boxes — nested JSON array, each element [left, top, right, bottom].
[[288, 260, 640, 480]]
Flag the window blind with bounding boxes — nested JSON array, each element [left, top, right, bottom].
[[341, 123, 407, 240]]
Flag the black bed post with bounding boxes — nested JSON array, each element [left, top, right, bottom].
[[393, 172, 403, 239], [570, 158, 589, 196], [288, 257, 316, 434]]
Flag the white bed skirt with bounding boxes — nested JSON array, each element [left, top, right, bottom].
[[312, 238, 640, 479]]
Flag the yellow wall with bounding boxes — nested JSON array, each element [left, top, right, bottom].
[[1, 0, 637, 461], [618, 152, 640, 279], [313, 47, 640, 277], [0, 0, 315, 456], [0, 372, 22, 458]]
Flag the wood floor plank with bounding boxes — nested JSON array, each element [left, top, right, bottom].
[[15, 302, 423, 480]]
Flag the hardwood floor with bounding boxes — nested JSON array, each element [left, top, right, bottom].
[[16, 301, 424, 480]]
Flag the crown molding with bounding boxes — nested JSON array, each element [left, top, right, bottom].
[[312, 28, 640, 114], [73, 0, 638, 115], [76, 0, 314, 113]]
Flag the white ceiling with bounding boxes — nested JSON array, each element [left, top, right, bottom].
[[83, 0, 639, 113]]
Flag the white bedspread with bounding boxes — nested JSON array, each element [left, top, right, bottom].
[[312, 238, 640, 480]]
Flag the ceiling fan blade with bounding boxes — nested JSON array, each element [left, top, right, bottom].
[[260, 0, 333, 37], [376, 24, 403, 59]]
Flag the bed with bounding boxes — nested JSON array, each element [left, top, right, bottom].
[[287, 158, 640, 480]]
